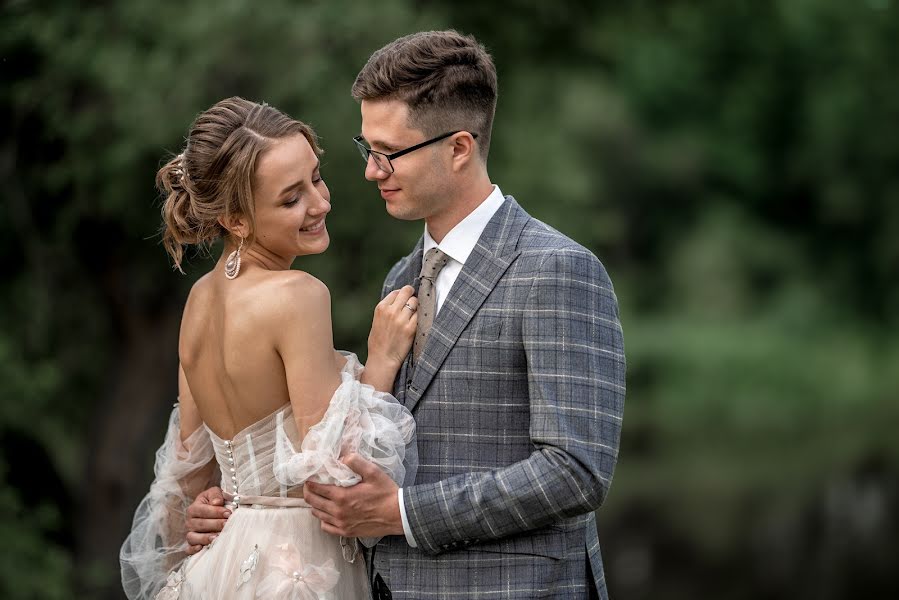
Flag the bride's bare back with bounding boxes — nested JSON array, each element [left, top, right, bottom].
[[178, 266, 342, 441], [120, 99, 421, 600]]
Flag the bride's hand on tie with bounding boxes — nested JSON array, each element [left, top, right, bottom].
[[184, 486, 230, 555], [362, 285, 418, 391]]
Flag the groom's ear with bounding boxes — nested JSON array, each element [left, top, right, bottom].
[[217, 215, 250, 240], [450, 131, 478, 173]]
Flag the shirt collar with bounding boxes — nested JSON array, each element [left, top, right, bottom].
[[423, 185, 506, 265]]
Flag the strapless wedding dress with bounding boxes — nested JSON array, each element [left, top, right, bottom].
[[120, 354, 416, 600]]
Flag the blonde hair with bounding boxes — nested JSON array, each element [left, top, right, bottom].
[[158, 96, 321, 271]]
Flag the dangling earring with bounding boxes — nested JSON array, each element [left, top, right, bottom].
[[225, 236, 244, 280]]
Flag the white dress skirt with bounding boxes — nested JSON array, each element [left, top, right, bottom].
[[120, 353, 417, 600]]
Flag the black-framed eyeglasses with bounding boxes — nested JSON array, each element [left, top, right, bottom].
[[353, 131, 478, 174]]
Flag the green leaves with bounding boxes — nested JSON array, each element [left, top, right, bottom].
[[3, 0, 898, 597]]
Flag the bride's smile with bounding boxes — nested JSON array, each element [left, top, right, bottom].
[[124, 97, 418, 600], [300, 219, 326, 234], [239, 133, 332, 268]]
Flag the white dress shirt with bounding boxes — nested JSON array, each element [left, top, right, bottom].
[[397, 185, 506, 547]]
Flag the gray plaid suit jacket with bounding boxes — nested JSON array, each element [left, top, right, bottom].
[[371, 196, 625, 599]]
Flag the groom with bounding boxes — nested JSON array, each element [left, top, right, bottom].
[[305, 31, 625, 599], [188, 30, 625, 599]]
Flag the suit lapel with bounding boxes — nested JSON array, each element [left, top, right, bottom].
[[389, 238, 424, 406], [393, 237, 424, 291], [405, 197, 530, 413]]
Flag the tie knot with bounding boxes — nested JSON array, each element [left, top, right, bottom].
[[420, 248, 449, 279]]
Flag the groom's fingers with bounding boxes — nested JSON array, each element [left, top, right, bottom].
[[309, 507, 341, 531], [304, 480, 335, 500], [186, 503, 229, 521], [185, 532, 219, 553], [304, 482, 341, 520], [187, 487, 229, 521], [319, 521, 350, 538], [341, 453, 382, 480], [187, 544, 203, 555], [308, 491, 354, 537], [185, 515, 228, 535], [185, 519, 225, 546]]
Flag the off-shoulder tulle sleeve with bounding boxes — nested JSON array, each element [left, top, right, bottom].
[[120, 406, 216, 600], [273, 352, 418, 541]]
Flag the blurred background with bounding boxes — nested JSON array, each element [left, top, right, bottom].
[[3, 0, 898, 598]]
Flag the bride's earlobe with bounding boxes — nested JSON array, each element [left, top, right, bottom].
[[217, 212, 250, 237]]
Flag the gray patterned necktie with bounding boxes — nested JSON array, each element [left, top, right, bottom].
[[413, 247, 450, 361]]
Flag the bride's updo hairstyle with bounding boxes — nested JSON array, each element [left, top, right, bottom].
[[158, 96, 321, 271]]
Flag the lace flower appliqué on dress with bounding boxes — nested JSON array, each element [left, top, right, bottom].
[[123, 353, 416, 599], [153, 566, 185, 600], [237, 544, 260, 589], [255, 543, 339, 599]]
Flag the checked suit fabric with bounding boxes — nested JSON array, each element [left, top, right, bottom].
[[371, 196, 625, 600]]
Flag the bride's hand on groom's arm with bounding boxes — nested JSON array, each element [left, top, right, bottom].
[[361, 285, 418, 392], [304, 453, 405, 538], [184, 486, 231, 555]]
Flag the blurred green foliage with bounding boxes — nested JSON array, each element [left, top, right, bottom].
[[2, 0, 897, 598]]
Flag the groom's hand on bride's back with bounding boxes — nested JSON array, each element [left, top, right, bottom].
[[184, 486, 230, 555], [304, 453, 404, 539]]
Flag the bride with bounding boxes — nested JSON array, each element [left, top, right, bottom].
[[120, 97, 418, 599]]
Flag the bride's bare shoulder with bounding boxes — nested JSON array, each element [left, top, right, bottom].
[[182, 270, 328, 318], [254, 270, 331, 319], [182, 271, 215, 312]]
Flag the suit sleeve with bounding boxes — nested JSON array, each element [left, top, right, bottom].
[[402, 248, 625, 554]]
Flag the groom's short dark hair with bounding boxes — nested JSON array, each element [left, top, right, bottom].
[[352, 30, 498, 160]]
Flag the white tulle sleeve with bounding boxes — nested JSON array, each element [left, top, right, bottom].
[[273, 352, 418, 533], [120, 406, 216, 600]]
